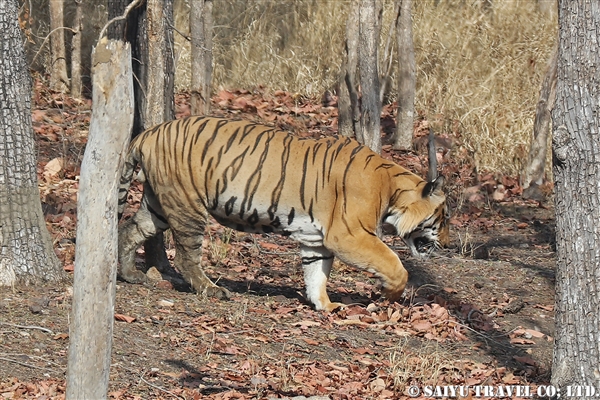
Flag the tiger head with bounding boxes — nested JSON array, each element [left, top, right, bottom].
[[402, 128, 450, 257], [385, 175, 450, 258], [403, 188, 450, 257]]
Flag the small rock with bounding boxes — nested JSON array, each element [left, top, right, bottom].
[[503, 299, 525, 314], [157, 299, 174, 308], [146, 267, 163, 281], [29, 304, 43, 314]]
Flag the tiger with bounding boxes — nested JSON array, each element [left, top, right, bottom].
[[118, 116, 449, 312]]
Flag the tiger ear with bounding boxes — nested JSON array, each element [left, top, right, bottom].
[[422, 175, 445, 198]]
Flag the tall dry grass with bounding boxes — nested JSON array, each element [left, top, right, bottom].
[[174, 0, 557, 175]]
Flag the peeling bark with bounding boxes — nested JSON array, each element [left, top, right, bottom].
[[66, 38, 134, 399], [522, 42, 557, 191]]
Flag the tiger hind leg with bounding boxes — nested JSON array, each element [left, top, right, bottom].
[[143, 232, 171, 274], [118, 183, 169, 284], [300, 245, 344, 312], [170, 227, 231, 300]]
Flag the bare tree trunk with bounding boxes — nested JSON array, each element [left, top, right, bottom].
[[358, 0, 381, 153], [70, 0, 83, 98], [108, 0, 175, 273], [551, 0, 600, 390], [49, 0, 69, 92], [338, 0, 361, 138], [66, 38, 134, 399], [144, 0, 175, 126], [379, 0, 400, 103], [0, 0, 63, 286], [393, 0, 415, 150], [135, 0, 175, 272], [190, 0, 213, 115], [522, 42, 557, 192]]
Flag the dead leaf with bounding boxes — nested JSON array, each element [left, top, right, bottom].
[[53, 333, 69, 340], [513, 355, 537, 366], [115, 313, 136, 323], [259, 241, 279, 251], [353, 347, 375, 355], [43, 157, 64, 179], [412, 320, 432, 332], [292, 320, 321, 328], [369, 377, 386, 392], [333, 319, 368, 326], [523, 328, 546, 338]]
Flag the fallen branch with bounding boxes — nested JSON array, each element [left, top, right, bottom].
[[0, 321, 54, 335], [0, 356, 62, 374]]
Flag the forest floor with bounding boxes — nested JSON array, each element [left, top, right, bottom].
[[0, 83, 556, 399]]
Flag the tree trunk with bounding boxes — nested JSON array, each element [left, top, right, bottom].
[[190, 0, 213, 115], [358, 0, 381, 153], [143, 0, 175, 126], [0, 0, 63, 286], [379, 0, 400, 104], [66, 38, 134, 399], [49, 0, 69, 92], [106, 0, 131, 40], [522, 42, 557, 192], [338, 0, 360, 138], [70, 0, 83, 98], [124, 0, 174, 135], [134, 0, 175, 272], [393, 0, 415, 150], [108, 0, 175, 273], [551, 0, 600, 390]]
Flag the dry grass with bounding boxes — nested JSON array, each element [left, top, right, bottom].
[[388, 339, 464, 392], [413, 1, 557, 176], [174, 0, 556, 175]]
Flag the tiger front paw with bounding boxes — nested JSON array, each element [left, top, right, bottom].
[[382, 286, 405, 304]]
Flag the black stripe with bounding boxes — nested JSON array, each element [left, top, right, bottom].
[[288, 207, 295, 225], [224, 196, 237, 216], [364, 154, 375, 169], [269, 134, 293, 219], [147, 204, 168, 225], [341, 144, 361, 214], [201, 119, 227, 164], [247, 209, 259, 225], [301, 255, 334, 264], [299, 146, 311, 209], [375, 163, 395, 171], [224, 127, 241, 152], [321, 140, 333, 188], [359, 220, 377, 236], [240, 132, 275, 216]]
